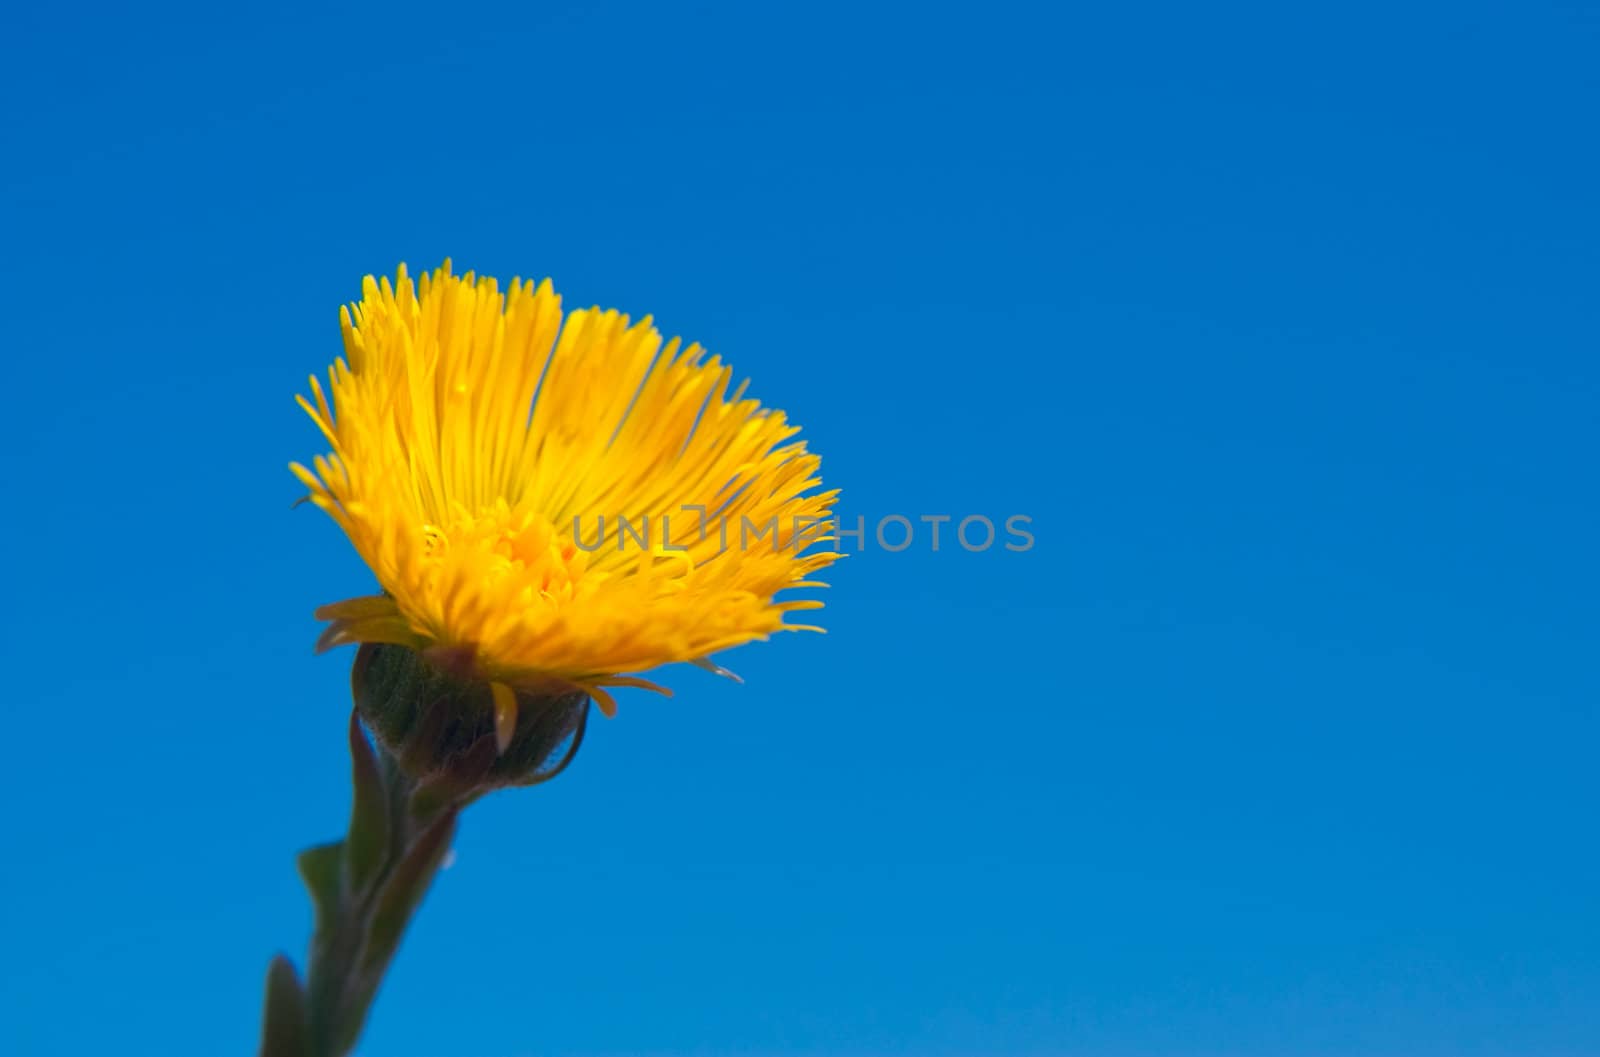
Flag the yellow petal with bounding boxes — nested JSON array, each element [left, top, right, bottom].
[[294, 262, 837, 701]]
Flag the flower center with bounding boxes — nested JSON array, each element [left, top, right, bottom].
[[422, 501, 590, 606]]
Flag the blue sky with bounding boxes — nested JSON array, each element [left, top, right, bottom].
[[2, 2, 1597, 1055]]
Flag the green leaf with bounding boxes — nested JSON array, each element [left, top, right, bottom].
[[258, 955, 311, 1057], [345, 712, 390, 895], [297, 841, 344, 936]]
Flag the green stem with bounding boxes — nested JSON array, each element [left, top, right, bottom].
[[257, 651, 591, 1056], [258, 713, 462, 1057]]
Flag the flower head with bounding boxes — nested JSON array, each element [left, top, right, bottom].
[[292, 262, 837, 743]]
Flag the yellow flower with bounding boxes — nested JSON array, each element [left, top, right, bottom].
[[292, 262, 837, 743]]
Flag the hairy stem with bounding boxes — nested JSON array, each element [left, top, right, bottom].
[[258, 713, 460, 1057]]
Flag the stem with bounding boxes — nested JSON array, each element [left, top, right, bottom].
[[256, 655, 590, 1056], [258, 713, 462, 1057]]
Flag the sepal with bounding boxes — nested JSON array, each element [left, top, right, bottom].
[[352, 643, 590, 791]]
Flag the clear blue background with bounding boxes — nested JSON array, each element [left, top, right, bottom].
[[2, 2, 1597, 1055]]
